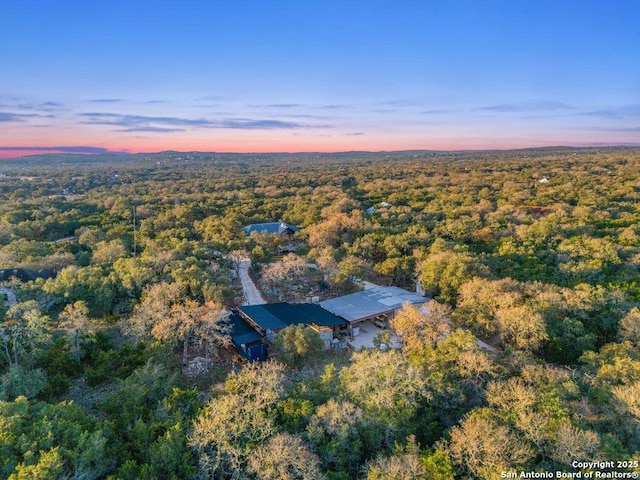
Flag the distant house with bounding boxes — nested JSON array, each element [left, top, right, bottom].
[[0, 268, 54, 283], [0, 269, 54, 308], [365, 202, 392, 215], [1, 287, 17, 308], [245, 222, 299, 240]]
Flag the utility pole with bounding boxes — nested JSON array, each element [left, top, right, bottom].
[[132, 205, 137, 257]]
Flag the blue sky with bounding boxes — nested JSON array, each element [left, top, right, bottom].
[[0, 0, 638, 156]]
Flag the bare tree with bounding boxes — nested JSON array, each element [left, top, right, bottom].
[[247, 433, 325, 480], [151, 299, 230, 365], [618, 307, 640, 344], [448, 412, 534, 478], [58, 300, 91, 359], [124, 282, 184, 340], [391, 301, 451, 357]]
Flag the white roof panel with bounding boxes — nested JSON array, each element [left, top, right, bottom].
[[319, 286, 425, 323]]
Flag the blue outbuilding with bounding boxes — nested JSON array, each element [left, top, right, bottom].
[[228, 313, 267, 362]]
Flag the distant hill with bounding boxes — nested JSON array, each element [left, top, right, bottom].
[[1, 146, 638, 169]]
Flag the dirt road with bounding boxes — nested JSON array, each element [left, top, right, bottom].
[[238, 259, 266, 305]]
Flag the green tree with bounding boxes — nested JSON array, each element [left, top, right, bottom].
[[0, 301, 50, 368], [0, 397, 109, 479], [190, 361, 286, 479], [306, 399, 366, 477], [418, 249, 489, 304], [9, 447, 64, 480], [418, 330, 497, 427], [112, 257, 157, 299], [91, 239, 128, 265], [329, 255, 372, 294], [273, 324, 324, 366], [141, 423, 199, 480], [340, 350, 429, 447], [0, 365, 48, 400], [250, 244, 271, 269], [44, 265, 116, 317], [373, 256, 416, 287], [453, 277, 523, 339], [365, 438, 454, 480]]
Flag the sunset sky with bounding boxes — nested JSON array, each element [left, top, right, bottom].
[[1, 1, 638, 157]]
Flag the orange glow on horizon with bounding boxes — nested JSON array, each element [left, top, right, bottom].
[[0, 133, 636, 159]]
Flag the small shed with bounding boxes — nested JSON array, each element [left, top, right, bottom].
[[229, 313, 267, 362]]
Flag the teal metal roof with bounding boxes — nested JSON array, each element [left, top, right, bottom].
[[238, 302, 347, 331], [229, 313, 264, 345]]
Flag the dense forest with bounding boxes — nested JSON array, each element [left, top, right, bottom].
[[0, 147, 639, 479]]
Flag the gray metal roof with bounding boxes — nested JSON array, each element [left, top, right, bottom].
[[319, 286, 426, 323]]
